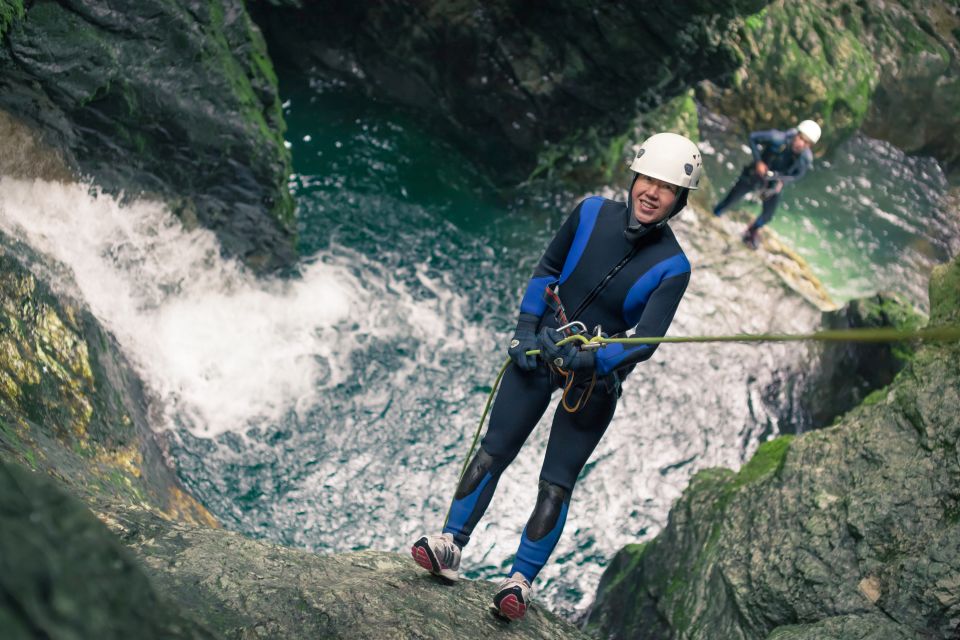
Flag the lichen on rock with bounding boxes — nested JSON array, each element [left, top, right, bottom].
[[0, 239, 215, 526]]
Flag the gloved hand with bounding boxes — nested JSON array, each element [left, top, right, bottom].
[[508, 313, 540, 371], [537, 327, 595, 372]]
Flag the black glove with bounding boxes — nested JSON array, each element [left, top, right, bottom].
[[537, 327, 595, 372], [508, 313, 540, 371]]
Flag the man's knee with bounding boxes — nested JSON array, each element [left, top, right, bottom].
[[454, 447, 507, 499], [526, 480, 571, 541]]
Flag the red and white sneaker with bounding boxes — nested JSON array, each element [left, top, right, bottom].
[[411, 533, 460, 582], [492, 572, 532, 621]]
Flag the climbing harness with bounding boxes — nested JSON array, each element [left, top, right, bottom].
[[547, 321, 599, 413]]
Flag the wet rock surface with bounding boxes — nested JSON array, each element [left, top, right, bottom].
[[104, 499, 588, 640], [0, 234, 215, 525], [0, 1, 295, 270], [801, 292, 925, 429], [585, 256, 960, 639]]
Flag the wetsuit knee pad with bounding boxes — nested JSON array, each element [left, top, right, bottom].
[[526, 480, 571, 541], [454, 448, 503, 499]]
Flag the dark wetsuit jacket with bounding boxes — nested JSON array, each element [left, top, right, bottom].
[[748, 128, 813, 185], [516, 196, 690, 377]]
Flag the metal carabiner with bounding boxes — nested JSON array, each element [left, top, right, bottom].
[[556, 321, 588, 335], [579, 324, 605, 350]]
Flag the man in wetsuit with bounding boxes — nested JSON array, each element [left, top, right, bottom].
[[713, 119, 821, 249], [411, 132, 701, 621]]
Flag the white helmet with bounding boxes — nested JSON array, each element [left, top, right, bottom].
[[629, 132, 702, 190], [797, 120, 821, 144]]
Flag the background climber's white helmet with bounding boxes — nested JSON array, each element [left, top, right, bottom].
[[629, 132, 702, 190], [797, 120, 822, 144]]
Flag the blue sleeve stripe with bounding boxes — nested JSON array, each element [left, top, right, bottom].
[[558, 197, 603, 285], [520, 275, 555, 316], [622, 253, 691, 327], [595, 342, 652, 375]]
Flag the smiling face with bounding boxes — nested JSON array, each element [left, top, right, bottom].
[[791, 133, 812, 154], [631, 174, 679, 225]]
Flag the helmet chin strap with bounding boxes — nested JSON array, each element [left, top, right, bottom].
[[624, 173, 688, 242]]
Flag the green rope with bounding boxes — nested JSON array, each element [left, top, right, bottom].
[[442, 323, 960, 526], [567, 324, 960, 347]]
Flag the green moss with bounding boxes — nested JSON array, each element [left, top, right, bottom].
[[743, 7, 768, 33], [929, 258, 960, 327], [200, 3, 294, 230], [600, 542, 650, 594], [731, 436, 794, 490], [861, 388, 887, 407], [945, 503, 960, 525], [0, 0, 24, 39], [0, 415, 37, 469], [707, 1, 879, 150]]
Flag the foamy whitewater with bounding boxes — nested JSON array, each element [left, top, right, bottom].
[[0, 177, 476, 438]]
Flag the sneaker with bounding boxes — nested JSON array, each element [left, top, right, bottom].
[[741, 227, 759, 250], [492, 572, 532, 621], [411, 533, 460, 581]]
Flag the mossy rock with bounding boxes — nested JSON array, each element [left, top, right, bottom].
[[0, 238, 215, 526], [800, 292, 927, 429], [586, 255, 960, 639], [0, 0, 295, 270], [529, 89, 701, 193], [0, 458, 214, 639], [699, 0, 960, 170], [0, 0, 24, 39], [698, 0, 877, 153]]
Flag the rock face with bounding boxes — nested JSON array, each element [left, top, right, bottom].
[[800, 293, 925, 430], [0, 235, 215, 525], [251, 0, 769, 185], [585, 256, 960, 639], [0, 0, 295, 270], [698, 0, 960, 174], [103, 499, 588, 640], [0, 458, 214, 640]]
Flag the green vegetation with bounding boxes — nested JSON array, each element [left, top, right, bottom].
[[730, 435, 794, 490], [204, 1, 294, 229], [0, 0, 24, 39], [743, 7, 768, 33]]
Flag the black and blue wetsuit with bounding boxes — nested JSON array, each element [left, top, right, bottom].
[[714, 128, 813, 228], [442, 195, 690, 583]]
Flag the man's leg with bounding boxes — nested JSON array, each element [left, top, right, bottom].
[[743, 191, 782, 249], [714, 170, 759, 216], [441, 365, 554, 549], [752, 191, 782, 229], [507, 382, 619, 584]]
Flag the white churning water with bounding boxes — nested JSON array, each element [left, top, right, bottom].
[[0, 177, 476, 438]]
